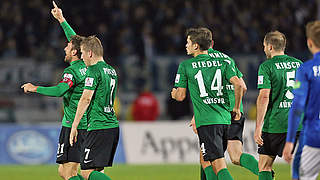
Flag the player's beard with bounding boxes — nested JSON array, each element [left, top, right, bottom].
[[64, 54, 72, 63]]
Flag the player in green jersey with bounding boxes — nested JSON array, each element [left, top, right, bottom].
[[21, 2, 87, 180], [172, 27, 245, 180], [254, 31, 303, 180], [191, 46, 259, 180], [69, 36, 119, 180]]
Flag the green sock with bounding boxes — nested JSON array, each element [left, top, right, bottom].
[[240, 153, 259, 175], [201, 166, 206, 180], [259, 171, 272, 180], [89, 171, 111, 180], [77, 174, 85, 180], [204, 166, 217, 180], [217, 168, 233, 180], [69, 176, 80, 180]]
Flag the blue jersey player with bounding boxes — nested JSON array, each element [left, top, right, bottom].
[[283, 20, 320, 180]]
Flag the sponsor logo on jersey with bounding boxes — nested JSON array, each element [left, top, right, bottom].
[[258, 76, 263, 85], [7, 130, 53, 164], [175, 74, 180, 83], [85, 77, 94, 87]]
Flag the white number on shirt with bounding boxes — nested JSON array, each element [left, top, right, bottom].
[[194, 69, 223, 97]]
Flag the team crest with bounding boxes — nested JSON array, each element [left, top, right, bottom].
[[175, 74, 180, 83], [258, 76, 263, 85], [85, 77, 94, 87]]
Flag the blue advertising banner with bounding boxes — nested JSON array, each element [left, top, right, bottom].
[[0, 124, 126, 164]]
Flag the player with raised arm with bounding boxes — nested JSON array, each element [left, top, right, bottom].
[[283, 20, 320, 180], [172, 27, 245, 180], [254, 31, 303, 180], [69, 36, 119, 180], [21, 2, 87, 180]]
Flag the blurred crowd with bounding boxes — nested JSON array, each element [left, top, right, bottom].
[[0, 0, 317, 65]]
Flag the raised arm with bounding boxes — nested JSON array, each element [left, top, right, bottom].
[[51, 1, 76, 41]]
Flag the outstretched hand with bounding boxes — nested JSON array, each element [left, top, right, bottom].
[[51, 1, 65, 23], [21, 83, 38, 93]]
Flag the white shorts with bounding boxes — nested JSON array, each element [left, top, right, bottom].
[[300, 145, 320, 180]]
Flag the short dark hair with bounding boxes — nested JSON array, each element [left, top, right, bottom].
[[81, 35, 103, 57], [70, 35, 84, 59], [264, 31, 286, 51], [186, 27, 212, 51], [306, 21, 320, 48]]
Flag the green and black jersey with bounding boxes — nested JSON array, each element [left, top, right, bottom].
[[84, 61, 119, 131], [257, 55, 303, 133], [175, 54, 237, 128]]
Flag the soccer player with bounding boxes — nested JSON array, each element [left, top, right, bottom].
[[283, 20, 320, 180], [254, 31, 303, 180], [191, 45, 259, 180], [69, 36, 119, 180], [172, 27, 245, 180], [20, 3, 87, 180]]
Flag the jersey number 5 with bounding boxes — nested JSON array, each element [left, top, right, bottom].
[[195, 69, 223, 97], [286, 71, 295, 99]]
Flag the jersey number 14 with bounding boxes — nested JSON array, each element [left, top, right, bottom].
[[195, 69, 223, 97]]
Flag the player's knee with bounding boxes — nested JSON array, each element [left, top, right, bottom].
[[227, 150, 241, 165], [58, 165, 65, 179], [230, 157, 240, 165], [81, 171, 91, 180], [200, 160, 211, 169]]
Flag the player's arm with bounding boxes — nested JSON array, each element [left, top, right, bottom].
[[229, 76, 244, 120], [72, 89, 94, 128], [255, 88, 270, 145], [70, 89, 94, 146], [51, 1, 76, 41], [172, 63, 187, 101], [21, 82, 70, 97], [283, 67, 308, 163], [171, 87, 186, 101], [225, 62, 244, 120], [254, 64, 271, 145]]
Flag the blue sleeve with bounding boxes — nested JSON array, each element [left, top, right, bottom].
[[286, 66, 309, 143]]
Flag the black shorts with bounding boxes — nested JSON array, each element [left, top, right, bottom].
[[258, 132, 300, 157], [56, 126, 87, 164], [80, 127, 119, 170], [228, 114, 245, 142], [197, 124, 229, 162]]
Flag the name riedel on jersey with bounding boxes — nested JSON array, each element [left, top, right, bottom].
[[191, 60, 222, 69]]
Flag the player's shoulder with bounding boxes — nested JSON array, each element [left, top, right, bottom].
[[286, 55, 303, 63]]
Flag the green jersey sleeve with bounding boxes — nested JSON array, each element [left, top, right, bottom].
[[60, 21, 76, 42], [174, 62, 187, 88], [224, 62, 237, 81], [257, 63, 271, 89], [235, 66, 243, 78], [36, 83, 70, 97], [36, 68, 76, 97], [84, 67, 98, 90]]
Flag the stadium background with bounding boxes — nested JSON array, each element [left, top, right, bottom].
[[0, 0, 319, 179]]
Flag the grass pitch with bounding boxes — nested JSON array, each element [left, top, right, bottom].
[[0, 164, 319, 180]]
